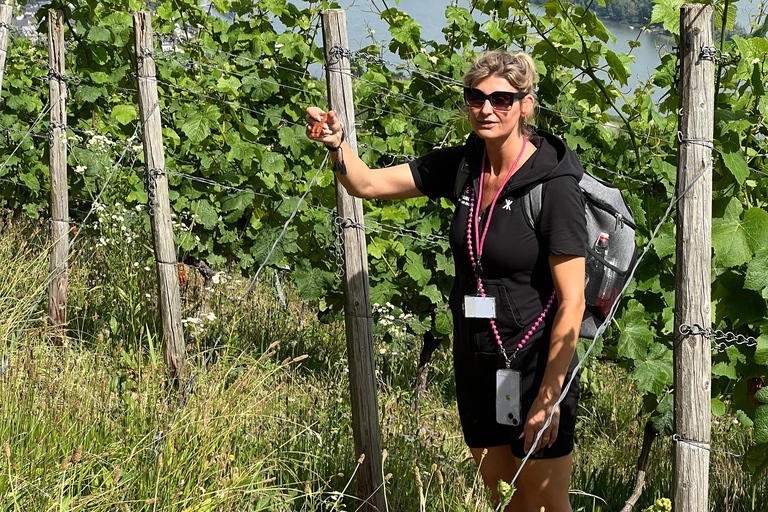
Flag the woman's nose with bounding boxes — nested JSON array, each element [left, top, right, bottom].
[[480, 99, 494, 114]]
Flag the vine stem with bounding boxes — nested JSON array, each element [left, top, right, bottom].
[[514, 0, 643, 175], [715, 0, 730, 102]]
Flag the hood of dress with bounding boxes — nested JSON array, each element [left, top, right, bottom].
[[464, 129, 584, 194]]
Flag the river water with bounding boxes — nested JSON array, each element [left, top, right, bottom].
[[340, 0, 761, 97]]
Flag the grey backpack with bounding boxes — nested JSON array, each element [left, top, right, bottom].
[[455, 164, 637, 339]]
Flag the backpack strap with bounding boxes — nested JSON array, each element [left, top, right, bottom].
[[454, 158, 471, 200], [521, 182, 544, 232]]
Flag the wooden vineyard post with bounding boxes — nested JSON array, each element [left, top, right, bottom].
[[321, 10, 385, 512], [133, 12, 186, 379], [0, 4, 12, 99], [47, 9, 68, 345], [673, 5, 714, 512]]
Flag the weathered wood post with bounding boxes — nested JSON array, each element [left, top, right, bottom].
[[0, 4, 13, 98], [322, 10, 385, 512], [673, 5, 714, 512], [47, 9, 68, 346], [133, 12, 186, 379]]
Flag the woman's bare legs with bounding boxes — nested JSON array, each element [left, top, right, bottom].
[[470, 446, 573, 511]]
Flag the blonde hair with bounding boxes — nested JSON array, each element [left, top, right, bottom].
[[463, 51, 538, 137]]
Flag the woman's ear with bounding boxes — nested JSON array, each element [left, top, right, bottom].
[[522, 95, 535, 121]]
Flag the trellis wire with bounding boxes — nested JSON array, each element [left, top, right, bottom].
[[311, 204, 449, 246], [240, 152, 330, 298], [6, 113, 148, 366], [508, 156, 714, 493], [0, 99, 59, 175], [338, 45, 676, 148], [156, 51, 313, 96], [153, 77, 307, 131]]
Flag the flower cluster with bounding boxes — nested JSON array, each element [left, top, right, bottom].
[[182, 312, 218, 336], [86, 133, 117, 152], [91, 202, 143, 247], [372, 302, 414, 352]]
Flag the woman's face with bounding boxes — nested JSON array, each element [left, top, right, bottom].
[[467, 75, 531, 143]]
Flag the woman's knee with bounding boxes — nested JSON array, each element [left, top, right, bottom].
[[509, 490, 571, 512]]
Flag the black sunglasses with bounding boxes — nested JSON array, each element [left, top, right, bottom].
[[463, 87, 528, 111]]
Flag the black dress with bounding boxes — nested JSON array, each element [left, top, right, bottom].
[[408, 130, 587, 459]]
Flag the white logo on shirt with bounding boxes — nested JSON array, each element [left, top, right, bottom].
[[502, 199, 513, 211]]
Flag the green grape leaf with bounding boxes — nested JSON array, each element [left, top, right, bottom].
[[745, 248, 768, 297], [180, 113, 212, 145], [721, 141, 750, 184], [744, 443, 768, 475], [212, 0, 231, 13], [404, 250, 431, 287], [756, 334, 768, 366], [712, 198, 750, 267], [742, 208, 768, 254], [216, 75, 241, 97], [111, 104, 138, 125], [755, 405, 768, 444], [88, 25, 112, 42], [435, 310, 453, 335], [194, 200, 219, 230], [631, 343, 672, 395], [650, 0, 685, 35], [653, 222, 675, 259], [75, 85, 103, 103], [736, 409, 754, 428], [88, 71, 110, 84], [650, 393, 674, 435], [420, 284, 442, 303], [604, 50, 629, 86], [712, 362, 738, 380], [618, 300, 654, 360], [711, 398, 726, 418], [293, 265, 329, 301]]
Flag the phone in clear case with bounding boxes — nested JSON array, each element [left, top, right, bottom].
[[496, 369, 521, 426]]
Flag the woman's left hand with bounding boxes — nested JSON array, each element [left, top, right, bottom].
[[522, 392, 560, 453]]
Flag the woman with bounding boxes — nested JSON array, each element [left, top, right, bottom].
[[306, 51, 585, 512]]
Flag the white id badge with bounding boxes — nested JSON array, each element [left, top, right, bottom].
[[496, 369, 522, 426], [464, 295, 496, 318]]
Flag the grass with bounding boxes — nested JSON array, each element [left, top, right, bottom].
[[0, 213, 766, 511]]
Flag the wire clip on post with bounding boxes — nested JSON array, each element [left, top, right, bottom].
[[672, 434, 747, 459], [677, 131, 714, 150], [328, 45, 387, 67], [329, 212, 366, 277], [48, 121, 67, 147], [144, 167, 166, 216], [679, 323, 758, 352], [46, 65, 67, 83], [137, 47, 155, 61], [699, 45, 740, 67]]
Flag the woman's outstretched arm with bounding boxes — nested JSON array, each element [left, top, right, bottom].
[[306, 107, 422, 200]]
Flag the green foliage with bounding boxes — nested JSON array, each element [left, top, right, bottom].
[[1, 0, 767, 473]]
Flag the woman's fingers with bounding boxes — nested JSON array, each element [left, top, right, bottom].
[[305, 106, 326, 124], [305, 108, 341, 142], [523, 406, 560, 453]]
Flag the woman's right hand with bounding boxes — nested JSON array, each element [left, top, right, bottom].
[[306, 107, 343, 148]]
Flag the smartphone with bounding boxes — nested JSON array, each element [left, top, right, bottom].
[[496, 369, 521, 426]]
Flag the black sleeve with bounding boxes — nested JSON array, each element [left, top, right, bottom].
[[408, 146, 465, 201], [539, 175, 587, 257]]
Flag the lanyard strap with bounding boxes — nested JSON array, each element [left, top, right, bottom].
[[474, 138, 527, 259]]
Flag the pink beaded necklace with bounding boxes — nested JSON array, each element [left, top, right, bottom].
[[466, 141, 556, 366]]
